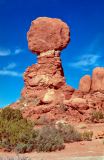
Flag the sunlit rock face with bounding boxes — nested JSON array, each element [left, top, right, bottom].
[[10, 17, 104, 123], [21, 49, 74, 104], [79, 75, 91, 93], [21, 17, 73, 104], [27, 17, 70, 54], [19, 17, 77, 122], [91, 67, 104, 92], [79, 67, 104, 93]]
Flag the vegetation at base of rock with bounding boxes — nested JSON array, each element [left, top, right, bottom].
[[0, 107, 23, 121], [35, 125, 65, 152], [57, 123, 82, 143], [0, 107, 37, 153], [0, 107, 94, 153], [90, 110, 104, 122], [81, 130, 93, 141], [0, 108, 65, 153]]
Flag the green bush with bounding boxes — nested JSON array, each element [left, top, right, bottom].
[[0, 107, 23, 121], [0, 107, 38, 153], [82, 130, 93, 141], [0, 118, 38, 152], [57, 123, 82, 143], [36, 125, 65, 152], [15, 143, 30, 153], [90, 111, 104, 122]]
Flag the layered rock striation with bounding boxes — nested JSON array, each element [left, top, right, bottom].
[[21, 50, 74, 105]]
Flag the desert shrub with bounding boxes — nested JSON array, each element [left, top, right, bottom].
[[90, 111, 104, 122], [0, 107, 23, 121], [0, 108, 64, 153], [36, 125, 64, 152], [0, 108, 38, 153], [0, 119, 37, 152], [57, 123, 82, 143], [82, 130, 93, 141], [15, 143, 29, 153], [15, 142, 36, 153]]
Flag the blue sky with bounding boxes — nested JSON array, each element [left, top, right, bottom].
[[0, 0, 104, 107]]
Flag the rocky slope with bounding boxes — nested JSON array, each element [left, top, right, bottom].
[[10, 17, 104, 123]]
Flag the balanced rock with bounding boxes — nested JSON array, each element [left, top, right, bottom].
[[79, 75, 91, 93], [27, 17, 70, 54], [91, 67, 104, 92], [12, 17, 104, 123], [20, 15, 75, 123], [22, 17, 72, 104]]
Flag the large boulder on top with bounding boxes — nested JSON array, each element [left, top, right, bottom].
[[27, 17, 70, 54]]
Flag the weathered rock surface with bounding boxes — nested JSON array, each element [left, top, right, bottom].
[[79, 75, 91, 93], [21, 50, 74, 105], [91, 67, 104, 92], [12, 67, 104, 123], [10, 17, 104, 123], [27, 17, 70, 54]]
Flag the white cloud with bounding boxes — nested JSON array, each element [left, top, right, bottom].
[[70, 54, 101, 68], [14, 48, 23, 55], [69, 36, 102, 70], [0, 49, 11, 56], [0, 47, 23, 56], [0, 70, 22, 77], [3, 63, 17, 70], [0, 63, 22, 77]]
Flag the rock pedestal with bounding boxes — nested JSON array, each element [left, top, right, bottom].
[[21, 50, 74, 104]]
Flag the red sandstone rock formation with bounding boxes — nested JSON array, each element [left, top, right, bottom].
[[21, 50, 74, 105], [79, 75, 91, 93], [18, 17, 77, 122], [79, 67, 104, 93], [27, 17, 70, 54], [10, 17, 104, 123], [91, 67, 104, 92]]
